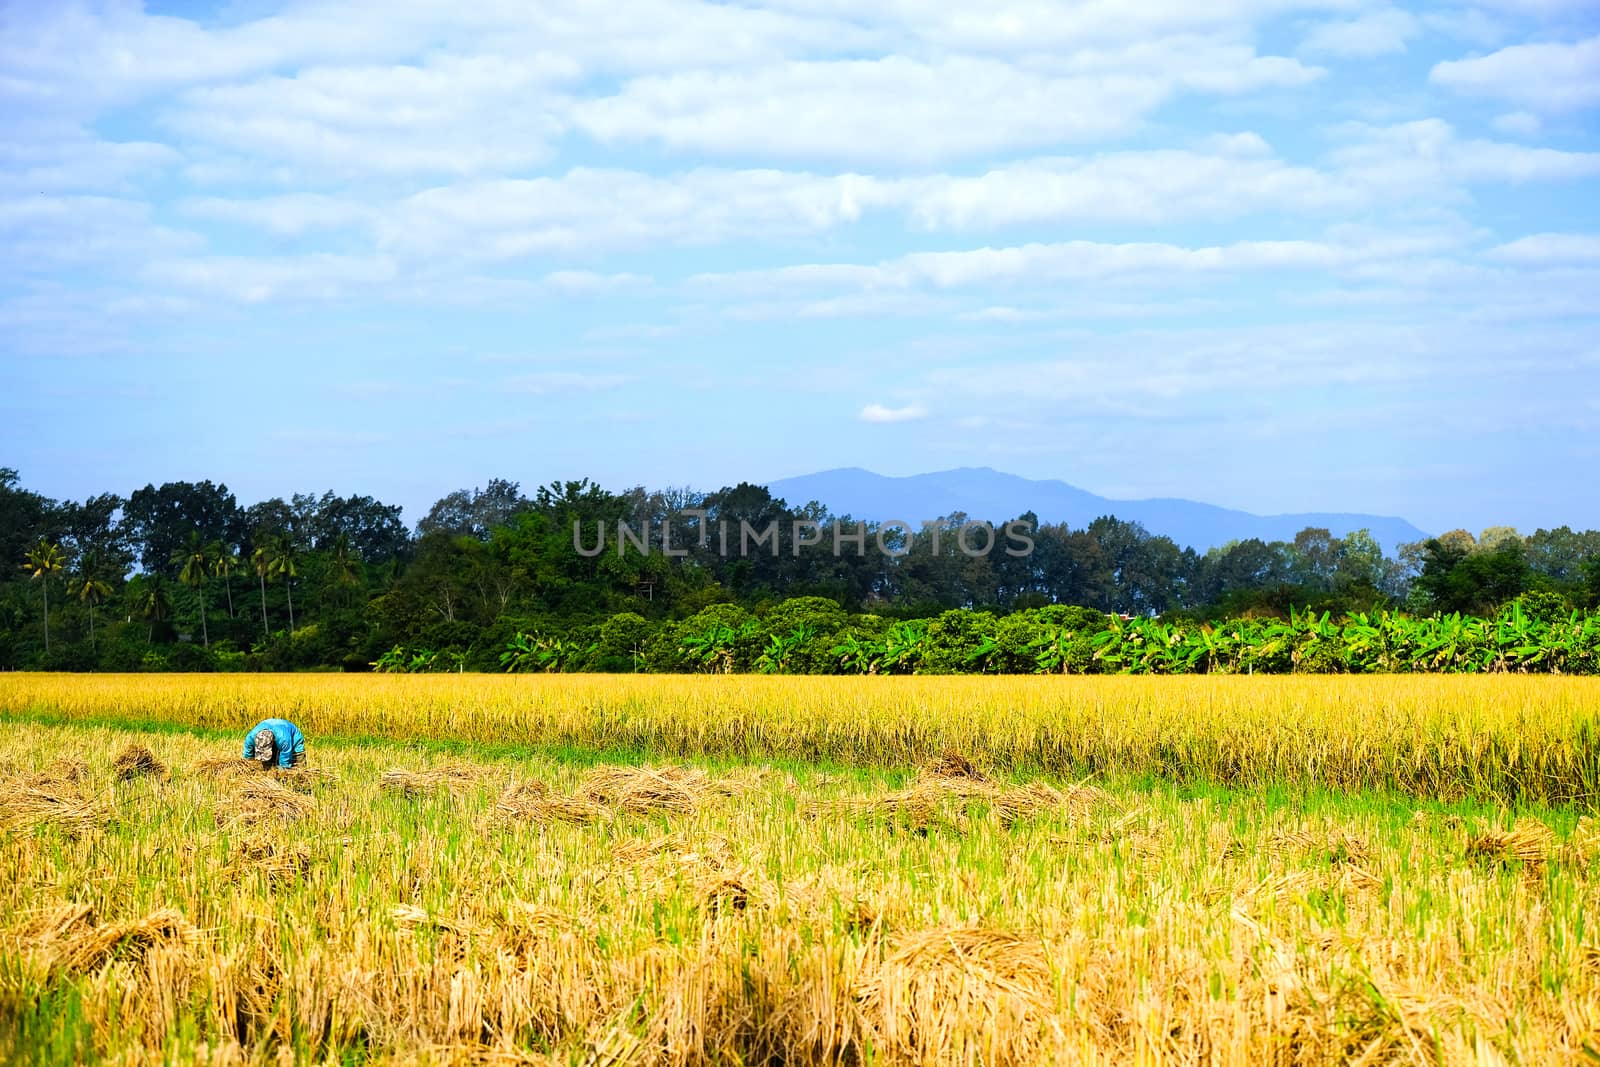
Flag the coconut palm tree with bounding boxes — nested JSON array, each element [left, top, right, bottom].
[[172, 532, 211, 648], [326, 532, 360, 607], [267, 533, 299, 634], [251, 540, 273, 637], [129, 574, 173, 643], [20, 539, 65, 654], [69, 566, 112, 651], [211, 542, 239, 619]]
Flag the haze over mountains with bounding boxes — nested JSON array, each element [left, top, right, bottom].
[[767, 468, 1429, 555]]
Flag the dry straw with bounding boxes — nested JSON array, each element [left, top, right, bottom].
[[112, 743, 167, 782]]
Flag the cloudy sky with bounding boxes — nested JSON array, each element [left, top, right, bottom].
[[3, 0, 1598, 535]]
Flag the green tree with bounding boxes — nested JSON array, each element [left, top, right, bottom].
[[128, 574, 173, 643], [69, 566, 112, 651], [251, 540, 273, 636], [211, 543, 239, 619], [172, 532, 212, 648], [267, 534, 299, 634], [20, 539, 66, 654]]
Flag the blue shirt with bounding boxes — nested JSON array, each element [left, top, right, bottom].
[[242, 718, 306, 768]]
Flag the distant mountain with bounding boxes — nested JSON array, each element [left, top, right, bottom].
[[766, 467, 1429, 555]]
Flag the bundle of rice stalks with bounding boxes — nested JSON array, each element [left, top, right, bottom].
[[25, 758, 89, 789], [228, 837, 313, 884], [584, 1025, 646, 1067], [112, 742, 167, 782], [269, 767, 332, 792], [991, 780, 1110, 828], [0, 784, 106, 838], [825, 781, 982, 836], [581, 764, 711, 815], [1265, 829, 1373, 866], [392, 904, 483, 939], [858, 925, 1054, 1064], [380, 766, 477, 798], [218, 778, 316, 831], [920, 749, 988, 783], [10, 902, 96, 946], [37, 907, 199, 974], [611, 832, 732, 867], [1468, 819, 1555, 869], [496, 782, 607, 826], [194, 755, 260, 777], [700, 874, 751, 916]]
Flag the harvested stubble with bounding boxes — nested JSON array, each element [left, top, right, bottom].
[[113, 743, 167, 781], [5, 716, 1600, 1066]]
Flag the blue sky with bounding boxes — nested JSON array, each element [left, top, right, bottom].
[[2, 0, 1598, 537]]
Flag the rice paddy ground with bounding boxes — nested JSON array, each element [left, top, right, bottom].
[[2, 674, 1599, 1064]]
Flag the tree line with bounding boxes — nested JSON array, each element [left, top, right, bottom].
[[3, 467, 1598, 672]]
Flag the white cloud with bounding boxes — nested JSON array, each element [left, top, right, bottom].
[[1301, 8, 1420, 57], [0, 195, 200, 276], [181, 193, 376, 236], [860, 403, 928, 423], [1486, 233, 1600, 264], [0, 124, 178, 194], [141, 254, 398, 303], [695, 229, 1470, 296], [1491, 111, 1543, 137], [542, 271, 652, 293], [167, 54, 574, 178], [573, 43, 1322, 164], [503, 371, 633, 394], [1431, 36, 1600, 112]]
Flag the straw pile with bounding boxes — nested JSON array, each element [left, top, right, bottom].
[[16, 902, 199, 975], [194, 755, 259, 777], [380, 766, 478, 798], [858, 926, 1055, 1064], [920, 749, 988, 783], [1468, 819, 1555, 869], [217, 777, 316, 831], [496, 781, 608, 826], [581, 764, 715, 815], [1265, 828, 1373, 866], [112, 743, 167, 782], [0, 764, 107, 838]]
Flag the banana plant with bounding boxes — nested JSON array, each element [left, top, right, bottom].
[[756, 625, 815, 674]]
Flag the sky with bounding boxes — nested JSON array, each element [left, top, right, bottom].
[[2, 0, 1598, 537]]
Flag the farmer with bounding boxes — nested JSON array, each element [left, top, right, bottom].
[[242, 718, 306, 770]]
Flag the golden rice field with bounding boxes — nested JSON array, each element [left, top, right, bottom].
[[0, 674, 1598, 1065], [2, 673, 1600, 804]]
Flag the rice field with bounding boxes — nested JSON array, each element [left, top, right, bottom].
[[1, 675, 1598, 1064]]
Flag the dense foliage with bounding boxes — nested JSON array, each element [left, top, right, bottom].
[[4, 467, 1599, 673]]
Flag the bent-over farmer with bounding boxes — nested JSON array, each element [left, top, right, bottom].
[[242, 718, 306, 769]]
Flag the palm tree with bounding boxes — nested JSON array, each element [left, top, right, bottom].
[[129, 574, 173, 643], [326, 532, 359, 607], [211, 542, 239, 619], [69, 566, 112, 652], [251, 540, 273, 637], [20, 539, 65, 654], [172, 532, 211, 648], [267, 534, 299, 634]]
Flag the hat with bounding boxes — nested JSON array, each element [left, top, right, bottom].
[[253, 731, 276, 762]]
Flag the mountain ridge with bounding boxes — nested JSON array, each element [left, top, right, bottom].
[[765, 467, 1429, 554]]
